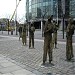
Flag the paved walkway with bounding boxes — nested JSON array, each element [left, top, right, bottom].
[[0, 34, 75, 75], [0, 54, 36, 75], [0, 30, 75, 43]]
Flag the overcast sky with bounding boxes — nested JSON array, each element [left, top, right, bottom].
[[0, 0, 26, 23]]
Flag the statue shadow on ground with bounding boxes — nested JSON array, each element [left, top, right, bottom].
[[41, 62, 54, 67], [22, 44, 28, 46], [70, 59, 75, 62], [70, 58, 75, 62], [46, 73, 52, 75], [29, 47, 35, 49], [64, 58, 75, 62]]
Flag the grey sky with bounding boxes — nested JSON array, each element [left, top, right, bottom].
[[0, 0, 26, 23]]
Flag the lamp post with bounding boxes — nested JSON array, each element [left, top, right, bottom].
[[61, 0, 65, 39]]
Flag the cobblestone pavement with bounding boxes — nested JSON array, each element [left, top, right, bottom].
[[0, 54, 37, 75], [0, 31, 75, 43], [0, 35, 75, 75]]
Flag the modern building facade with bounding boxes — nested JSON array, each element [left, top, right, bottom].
[[26, 0, 75, 29], [70, 0, 75, 18], [26, 0, 54, 20]]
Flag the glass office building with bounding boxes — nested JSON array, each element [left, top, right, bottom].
[[26, 0, 54, 21], [26, 0, 75, 29], [70, 0, 75, 18], [26, 0, 57, 29]]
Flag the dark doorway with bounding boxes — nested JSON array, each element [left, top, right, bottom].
[[34, 21, 41, 29]]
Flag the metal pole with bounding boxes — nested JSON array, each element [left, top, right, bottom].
[[1, 24, 3, 34], [61, 0, 65, 39], [15, 0, 17, 35], [63, 14, 64, 39], [41, 20, 44, 37], [26, 20, 28, 36], [8, 19, 9, 35], [57, 0, 58, 24], [42, 16, 44, 37]]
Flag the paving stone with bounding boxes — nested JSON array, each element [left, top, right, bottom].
[[2, 73, 13, 75], [0, 62, 16, 67], [0, 65, 22, 74], [0, 57, 5, 60], [0, 65, 3, 69], [46, 73, 52, 75], [0, 34, 75, 75], [0, 59, 9, 63], [29, 74, 36, 75], [32, 70, 43, 75], [23, 66, 35, 73], [56, 74, 60, 75], [12, 69, 36, 75]]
